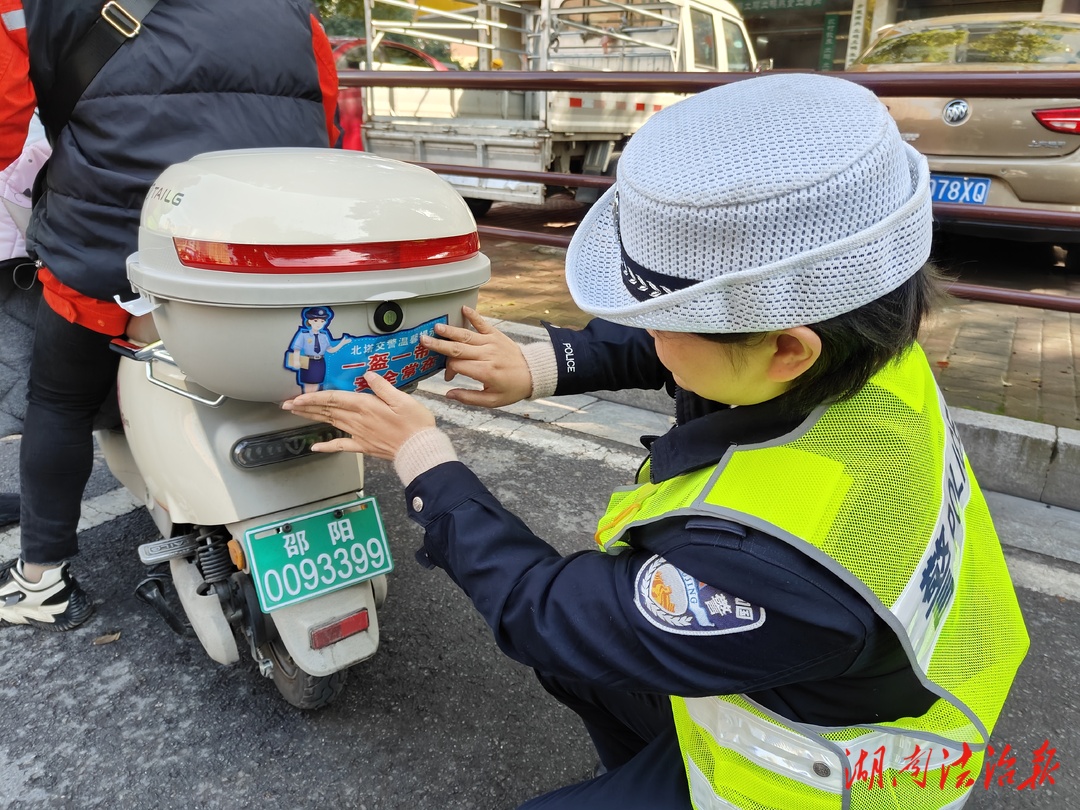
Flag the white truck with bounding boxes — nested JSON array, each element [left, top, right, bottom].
[[355, 0, 760, 213]]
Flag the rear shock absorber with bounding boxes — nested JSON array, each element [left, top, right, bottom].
[[194, 527, 251, 633], [194, 527, 234, 593]]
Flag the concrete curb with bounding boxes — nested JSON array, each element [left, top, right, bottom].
[[491, 319, 1079, 511], [954, 411, 1079, 512]]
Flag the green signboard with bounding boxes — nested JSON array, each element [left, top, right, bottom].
[[818, 12, 840, 70]]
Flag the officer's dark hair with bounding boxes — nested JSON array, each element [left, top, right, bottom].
[[701, 263, 948, 417]]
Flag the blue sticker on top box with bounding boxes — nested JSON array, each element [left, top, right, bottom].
[[284, 307, 446, 394]]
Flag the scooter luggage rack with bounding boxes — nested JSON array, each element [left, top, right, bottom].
[[110, 337, 227, 407]]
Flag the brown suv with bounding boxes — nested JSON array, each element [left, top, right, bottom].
[[848, 14, 1080, 265]]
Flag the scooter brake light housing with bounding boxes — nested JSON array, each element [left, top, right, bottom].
[[173, 233, 480, 273], [232, 424, 348, 469]]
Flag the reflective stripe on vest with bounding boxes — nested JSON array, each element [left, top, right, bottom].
[[594, 345, 1028, 810]]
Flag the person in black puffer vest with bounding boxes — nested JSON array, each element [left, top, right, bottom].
[[0, 0, 341, 631]]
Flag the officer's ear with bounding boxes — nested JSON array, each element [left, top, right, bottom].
[[766, 327, 821, 384]]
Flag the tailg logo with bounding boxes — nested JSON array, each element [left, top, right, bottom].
[[147, 184, 185, 206]]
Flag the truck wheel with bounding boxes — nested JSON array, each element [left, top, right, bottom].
[[574, 151, 620, 205], [464, 198, 493, 218], [267, 638, 348, 710]]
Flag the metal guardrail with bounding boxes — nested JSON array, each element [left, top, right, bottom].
[[338, 69, 1080, 96], [945, 282, 1080, 313], [340, 69, 1080, 313]]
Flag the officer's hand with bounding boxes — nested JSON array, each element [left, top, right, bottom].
[[420, 306, 533, 408], [282, 371, 436, 461]]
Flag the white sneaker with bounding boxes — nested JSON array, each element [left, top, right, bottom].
[[0, 560, 94, 631]]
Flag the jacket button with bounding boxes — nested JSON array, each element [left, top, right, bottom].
[[411, 496, 424, 512]]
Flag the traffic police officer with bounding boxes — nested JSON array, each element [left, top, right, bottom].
[[284, 73, 1029, 809]]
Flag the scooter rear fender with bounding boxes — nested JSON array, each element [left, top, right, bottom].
[[226, 497, 386, 675], [266, 579, 381, 676]]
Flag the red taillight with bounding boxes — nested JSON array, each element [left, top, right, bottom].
[[173, 232, 480, 274], [309, 609, 370, 650], [1033, 107, 1080, 135]]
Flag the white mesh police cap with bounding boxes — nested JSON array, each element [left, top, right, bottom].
[[565, 73, 933, 333]]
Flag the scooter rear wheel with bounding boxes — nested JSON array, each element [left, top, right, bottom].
[[267, 638, 348, 710]]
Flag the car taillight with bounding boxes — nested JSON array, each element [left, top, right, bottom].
[[310, 609, 370, 649], [173, 232, 480, 273], [1033, 107, 1080, 135]]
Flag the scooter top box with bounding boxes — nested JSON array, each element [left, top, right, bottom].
[[127, 148, 491, 403]]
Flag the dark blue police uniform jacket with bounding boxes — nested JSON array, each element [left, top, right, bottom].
[[408, 319, 934, 727]]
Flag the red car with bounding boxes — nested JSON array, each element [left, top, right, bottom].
[[332, 38, 452, 151]]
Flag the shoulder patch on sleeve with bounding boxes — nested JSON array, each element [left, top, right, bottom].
[[635, 555, 766, 636]]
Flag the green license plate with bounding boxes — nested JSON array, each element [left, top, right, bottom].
[[243, 497, 393, 612]]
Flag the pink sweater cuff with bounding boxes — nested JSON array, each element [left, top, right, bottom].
[[521, 339, 558, 400]]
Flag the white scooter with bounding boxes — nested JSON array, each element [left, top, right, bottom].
[[96, 148, 489, 708]]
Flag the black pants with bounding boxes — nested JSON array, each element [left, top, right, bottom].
[[19, 299, 121, 564], [519, 672, 692, 809]]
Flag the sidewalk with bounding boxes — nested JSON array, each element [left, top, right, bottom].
[[472, 198, 1080, 510]]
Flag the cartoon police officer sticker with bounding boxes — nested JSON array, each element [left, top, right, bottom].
[[284, 306, 353, 393], [635, 555, 766, 636], [282, 306, 449, 394]]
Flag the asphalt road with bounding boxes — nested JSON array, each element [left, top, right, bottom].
[[0, 391, 1075, 810]]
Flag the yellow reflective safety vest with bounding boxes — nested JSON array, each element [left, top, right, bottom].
[[594, 344, 1028, 810]]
